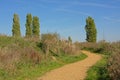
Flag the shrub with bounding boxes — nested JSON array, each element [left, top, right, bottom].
[[79, 41, 113, 55], [40, 33, 60, 54], [39, 33, 80, 56], [108, 42, 120, 80]]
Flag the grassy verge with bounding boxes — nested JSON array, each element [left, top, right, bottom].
[[0, 53, 87, 80], [85, 55, 110, 80]]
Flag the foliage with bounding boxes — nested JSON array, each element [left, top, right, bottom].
[[32, 16, 40, 38], [68, 36, 72, 43], [40, 33, 60, 54], [85, 16, 97, 42], [12, 13, 21, 37], [107, 42, 120, 80], [25, 14, 32, 37], [80, 41, 112, 55], [0, 35, 87, 80], [82, 41, 120, 80]]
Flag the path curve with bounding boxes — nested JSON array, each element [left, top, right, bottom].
[[37, 50, 102, 80]]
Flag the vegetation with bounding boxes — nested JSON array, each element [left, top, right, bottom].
[[1, 13, 120, 80], [85, 16, 97, 42], [68, 36, 72, 43], [25, 14, 32, 37], [12, 14, 21, 37], [32, 16, 40, 38], [83, 41, 120, 80], [0, 34, 87, 80], [107, 42, 120, 80], [85, 56, 110, 80]]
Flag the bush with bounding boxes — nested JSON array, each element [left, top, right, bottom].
[[39, 33, 80, 56], [0, 35, 42, 71], [80, 41, 113, 55], [108, 42, 120, 80], [40, 33, 60, 54]]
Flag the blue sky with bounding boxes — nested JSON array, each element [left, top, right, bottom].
[[0, 0, 120, 42]]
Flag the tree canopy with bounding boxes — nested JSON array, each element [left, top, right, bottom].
[[85, 16, 97, 42], [32, 16, 40, 38], [25, 14, 32, 37], [12, 13, 21, 37]]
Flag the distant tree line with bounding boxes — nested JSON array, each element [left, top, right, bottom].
[[11, 13, 97, 42], [12, 13, 40, 38]]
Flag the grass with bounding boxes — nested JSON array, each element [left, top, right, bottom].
[[0, 53, 87, 80], [57, 53, 87, 64], [85, 55, 110, 80]]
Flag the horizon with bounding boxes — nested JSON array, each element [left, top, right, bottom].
[[0, 0, 120, 42]]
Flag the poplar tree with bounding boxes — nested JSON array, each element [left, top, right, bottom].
[[68, 36, 72, 43], [85, 16, 97, 42], [32, 16, 40, 38], [12, 13, 21, 37], [25, 14, 32, 37]]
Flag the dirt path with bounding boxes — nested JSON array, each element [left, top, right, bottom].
[[37, 50, 102, 80]]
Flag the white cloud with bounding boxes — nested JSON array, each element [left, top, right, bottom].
[[68, 1, 120, 9], [103, 17, 120, 23], [56, 8, 91, 16]]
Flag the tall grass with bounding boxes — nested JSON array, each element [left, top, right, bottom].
[[107, 42, 120, 80]]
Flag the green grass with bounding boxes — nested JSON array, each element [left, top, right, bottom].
[[57, 53, 87, 64], [85, 56, 110, 80], [0, 53, 87, 80]]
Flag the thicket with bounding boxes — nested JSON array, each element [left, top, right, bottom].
[[0, 34, 82, 80], [107, 42, 120, 80], [39, 33, 79, 55]]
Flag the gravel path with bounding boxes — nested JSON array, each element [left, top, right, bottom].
[[37, 50, 101, 80]]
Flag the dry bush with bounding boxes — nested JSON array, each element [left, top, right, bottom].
[[0, 44, 41, 72], [39, 33, 80, 56], [79, 41, 113, 55], [107, 42, 120, 80], [108, 51, 120, 80], [0, 45, 22, 74], [22, 47, 41, 64], [40, 33, 60, 54], [59, 40, 79, 55]]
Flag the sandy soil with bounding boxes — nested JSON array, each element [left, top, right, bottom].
[[37, 50, 101, 80]]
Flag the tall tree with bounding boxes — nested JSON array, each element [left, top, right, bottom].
[[68, 36, 72, 43], [85, 16, 97, 42], [12, 13, 21, 37], [25, 14, 32, 37], [32, 16, 40, 38]]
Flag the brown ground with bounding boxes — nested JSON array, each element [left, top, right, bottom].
[[37, 50, 102, 80]]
